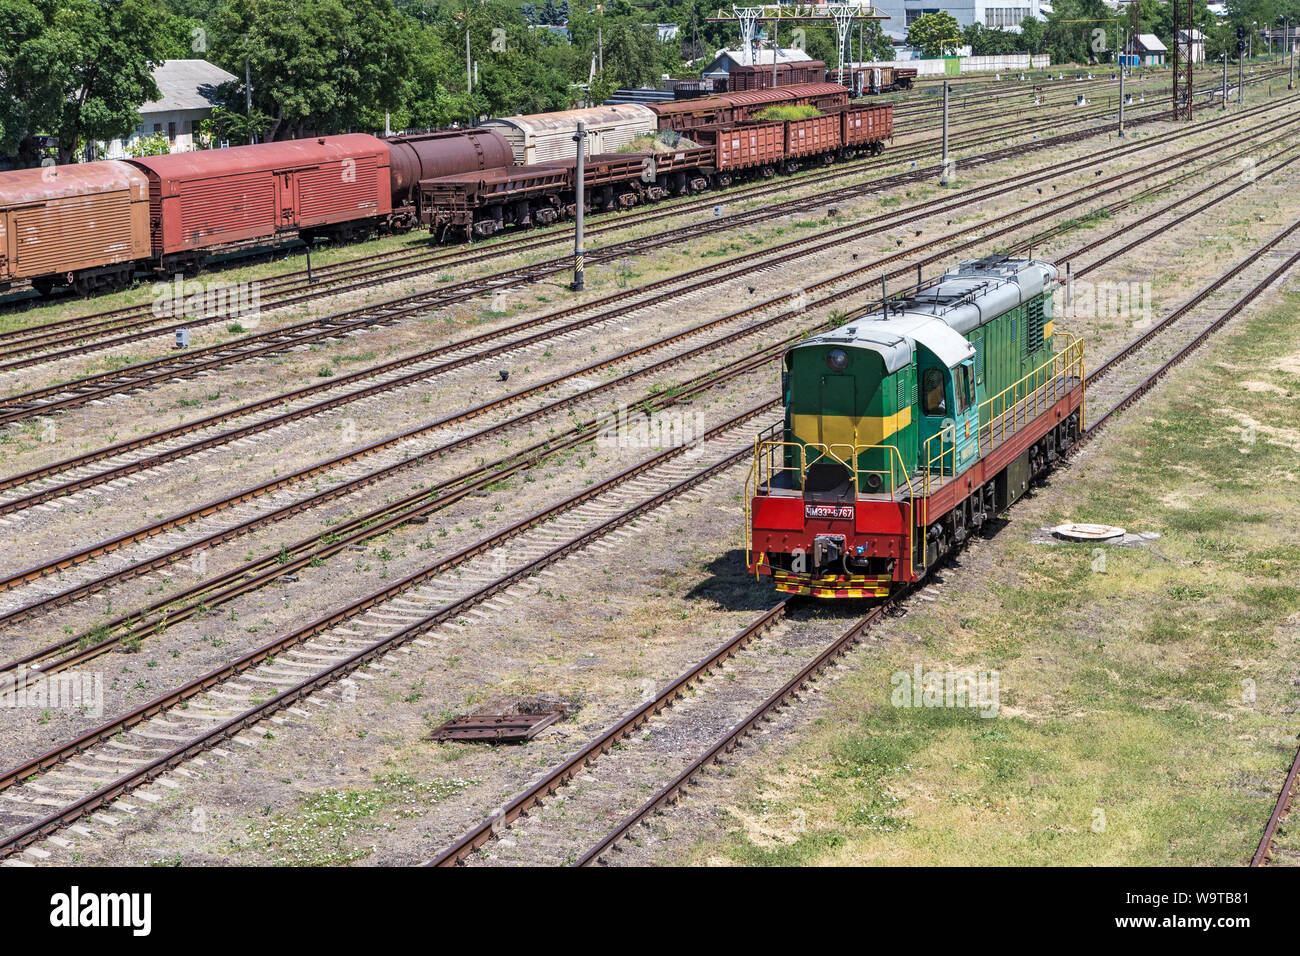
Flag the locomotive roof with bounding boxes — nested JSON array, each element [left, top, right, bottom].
[[793, 257, 1058, 373]]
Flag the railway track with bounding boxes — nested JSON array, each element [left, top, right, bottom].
[[5, 151, 1300, 866], [2, 108, 1288, 528], [2, 118, 1289, 676], [0, 66, 1278, 374], [429, 222, 1300, 867], [1252, 742, 1300, 865], [0, 401, 783, 860], [0, 66, 1193, 334]]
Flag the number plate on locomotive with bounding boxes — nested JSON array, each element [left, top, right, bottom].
[[804, 504, 854, 521]]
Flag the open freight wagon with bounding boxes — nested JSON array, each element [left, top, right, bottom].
[[419, 103, 893, 238]]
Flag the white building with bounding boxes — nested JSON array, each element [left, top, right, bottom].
[[871, 0, 1048, 33], [102, 59, 236, 159], [1176, 28, 1206, 63]]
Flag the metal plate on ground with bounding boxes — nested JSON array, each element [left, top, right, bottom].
[[1051, 523, 1126, 542], [430, 710, 562, 743]]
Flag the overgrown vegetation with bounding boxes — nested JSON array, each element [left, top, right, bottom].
[[703, 292, 1300, 866]]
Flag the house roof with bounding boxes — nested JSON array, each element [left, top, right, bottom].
[[704, 46, 814, 73], [1177, 29, 1206, 40], [1134, 34, 1167, 52], [140, 59, 238, 114]]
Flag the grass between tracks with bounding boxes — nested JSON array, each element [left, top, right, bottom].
[[702, 291, 1300, 866]]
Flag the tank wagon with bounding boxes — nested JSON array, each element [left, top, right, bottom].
[[746, 256, 1084, 598], [420, 102, 892, 239], [385, 129, 513, 227]]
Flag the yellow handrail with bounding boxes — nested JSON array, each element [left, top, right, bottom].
[[747, 436, 917, 581], [747, 333, 1084, 587]]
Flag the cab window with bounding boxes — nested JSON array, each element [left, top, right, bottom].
[[922, 368, 946, 416], [954, 364, 973, 414]]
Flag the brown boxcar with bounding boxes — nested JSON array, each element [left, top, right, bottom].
[[0, 161, 149, 295], [728, 62, 829, 91], [127, 134, 391, 269], [840, 103, 894, 149], [784, 114, 841, 159], [649, 83, 850, 132], [700, 123, 786, 172]]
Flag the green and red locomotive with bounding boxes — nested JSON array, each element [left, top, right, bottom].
[[746, 256, 1085, 598]]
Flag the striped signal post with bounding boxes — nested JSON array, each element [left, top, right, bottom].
[[572, 121, 587, 292], [939, 80, 950, 185]]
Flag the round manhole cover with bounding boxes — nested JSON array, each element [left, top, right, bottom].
[[1051, 523, 1126, 542]]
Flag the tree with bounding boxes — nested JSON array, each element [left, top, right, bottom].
[[207, 0, 417, 140], [907, 11, 963, 58], [1019, 15, 1046, 54], [126, 131, 171, 157], [0, 0, 177, 164]]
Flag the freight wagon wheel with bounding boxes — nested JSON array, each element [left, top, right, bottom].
[[72, 275, 96, 297], [31, 277, 56, 299]]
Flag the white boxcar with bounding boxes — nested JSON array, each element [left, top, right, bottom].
[[483, 105, 658, 165]]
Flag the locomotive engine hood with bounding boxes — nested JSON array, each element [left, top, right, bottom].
[[788, 256, 1058, 371]]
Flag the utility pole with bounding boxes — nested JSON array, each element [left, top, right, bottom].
[[1221, 53, 1227, 109], [245, 57, 254, 144], [772, 19, 778, 89], [571, 121, 586, 292], [1238, 43, 1244, 103], [466, 29, 472, 95], [1119, 62, 1126, 132], [940, 80, 950, 185], [598, 26, 604, 73], [1289, 20, 1296, 89]]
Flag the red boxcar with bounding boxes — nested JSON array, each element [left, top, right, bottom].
[[0, 161, 150, 295], [784, 114, 841, 158], [127, 134, 391, 269], [840, 103, 894, 150]]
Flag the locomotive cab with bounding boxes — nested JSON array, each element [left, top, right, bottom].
[[748, 256, 1084, 599]]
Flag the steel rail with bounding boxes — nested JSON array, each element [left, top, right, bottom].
[[0, 72, 1278, 400], [0, 133, 1261, 631], [1252, 740, 1300, 865], [429, 599, 794, 866], [0, 401, 776, 857]]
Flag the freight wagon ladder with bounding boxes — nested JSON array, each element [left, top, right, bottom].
[[918, 334, 1086, 530]]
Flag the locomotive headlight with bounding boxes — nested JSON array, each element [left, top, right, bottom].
[[826, 348, 849, 372]]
